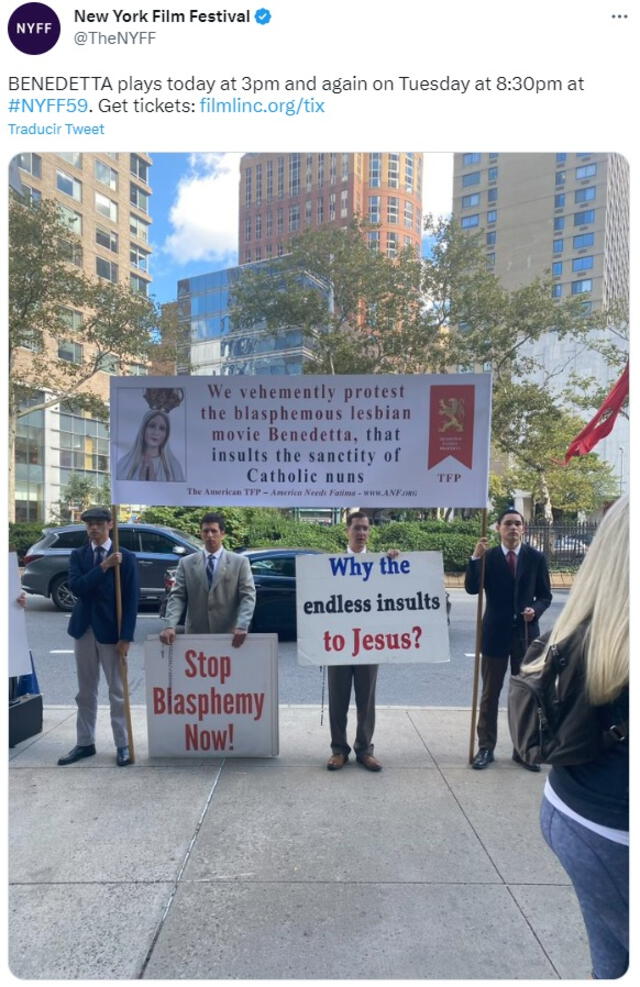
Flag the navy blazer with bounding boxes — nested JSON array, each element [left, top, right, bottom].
[[67, 543, 139, 644], [465, 543, 552, 658]]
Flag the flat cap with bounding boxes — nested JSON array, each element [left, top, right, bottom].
[[80, 506, 112, 522]]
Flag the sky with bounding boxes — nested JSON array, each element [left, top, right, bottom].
[[147, 152, 454, 305]]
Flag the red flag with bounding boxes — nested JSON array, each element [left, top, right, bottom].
[[564, 364, 629, 463]]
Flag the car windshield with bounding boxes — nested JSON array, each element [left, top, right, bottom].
[[167, 528, 203, 550]]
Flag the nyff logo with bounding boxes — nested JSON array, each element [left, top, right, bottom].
[[8, 2, 61, 54]]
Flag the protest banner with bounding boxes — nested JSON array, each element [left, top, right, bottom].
[[296, 552, 450, 666], [145, 634, 279, 757], [9, 553, 31, 678], [110, 373, 492, 508]]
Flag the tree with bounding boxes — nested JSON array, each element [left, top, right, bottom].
[[49, 473, 111, 524], [9, 194, 159, 521], [231, 215, 618, 516]]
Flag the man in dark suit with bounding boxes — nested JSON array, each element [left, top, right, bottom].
[[466, 508, 552, 771], [58, 506, 139, 767]]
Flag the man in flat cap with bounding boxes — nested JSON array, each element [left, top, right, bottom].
[[58, 507, 139, 767]]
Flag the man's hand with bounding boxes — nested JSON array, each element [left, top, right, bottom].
[[116, 639, 129, 659], [159, 627, 177, 645], [16, 591, 27, 608], [522, 607, 536, 622], [386, 548, 400, 559], [101, 552, 122, 570], [231, 628, 248, 648], [472, 537, 489, 559]]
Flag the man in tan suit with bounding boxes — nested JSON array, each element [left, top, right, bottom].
[[159, 512, 255, 648]]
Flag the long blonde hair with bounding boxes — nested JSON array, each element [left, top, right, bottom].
[[523, 496, 628, 705]]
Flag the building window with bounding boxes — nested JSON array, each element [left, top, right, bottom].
[[130, 154, 149, 183], [488, 187, 498, 203], [17, 153, 42, 177], [368, 231, 380, 251], [317, 154, 324, 189], [487, 210, 497, 224], [555, 193, 565, 208], [487, 167, 498, 182], [404, 200, 414, 228], [130, 213, 149, 242], [342, 153, 349, 182], [130, 182, 149, 213], [576, 164, 597, 179], [462, 153, 481, 166], [305, 200, 312, 225], [96, 226, 118, 252], [130, 244, 150, 271], [575, 186, 596, 204], [266, 160, 273, 200], [96, 192, 117, 222], [289, 204, 300, 232], [254, 213, 262, 240], [552, 284, 563, 298], [574, 209, 595, 225], [57, 169, 82, 201], [462, 192, 480, 209], [388, 154, 399, 188], [554, 216, 565, 231], [486, 231, 496, 246], [572, 255, 594, 272], [305, 155, 313, 192], [95, 159, 118, 190], [244, 216, 252, 242], [387, 196, 399, 224], [552, 261, 563, 276], [289, 153, 300, 196], [553, 238, 564, 253], [266, 210, 273, 236], [340, 189, 348, 217], [58, 340, 84, 364], [571, 278, 593, 294], [573, 232, 595, 249], [387, 232, 398, 258], [461, 214, 480, 229], [60, 238, 83, 266], [244, 167, 252, 206], [486, 252, 495, 267], [369, 153, 381, 188], [59, 204, 82, 235], [367, 195, 381, 224], [555, 171, 566, 186], [329, 192, 336, 221], [57, 152, 82, 169], [61, 308, 83, 332], [316, 198, 324, 224], [130, 274, 148, 295], [405, 153, 414, 193], [277, 157, 285, 198], [277, 207, 284, 234], [21, 185, 41, 207], [462, 171, 481, 187], [96, 257, 118, 282], [556, 153, 567, 164], [255, 163, 262, 204]]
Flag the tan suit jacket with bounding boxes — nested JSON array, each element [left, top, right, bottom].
[[164, 549, 256, 634]]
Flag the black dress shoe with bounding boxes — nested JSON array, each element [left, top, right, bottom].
[[57, 744, 96, 766], [512, 750, 541, 772], [471, 748, 494, 770], [116, 746, 132, 767]]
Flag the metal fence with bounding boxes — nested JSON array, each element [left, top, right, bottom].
[[525, 521, 599, 570]]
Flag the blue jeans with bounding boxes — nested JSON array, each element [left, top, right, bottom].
[[540, 796, 628, 978]]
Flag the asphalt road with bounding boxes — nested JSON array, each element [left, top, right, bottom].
[[22, 588, 569, 707]]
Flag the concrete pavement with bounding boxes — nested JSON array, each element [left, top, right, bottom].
[[9, 704, 591, 979]]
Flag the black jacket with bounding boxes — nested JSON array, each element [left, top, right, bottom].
[[465, 543, 552, 658]]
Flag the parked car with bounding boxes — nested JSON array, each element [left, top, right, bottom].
[[21, 524, 203, 611], [553, 536, 590, 564], [159, 547, 324, 639]]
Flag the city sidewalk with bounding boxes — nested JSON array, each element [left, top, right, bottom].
[[9, 704, 591, 980]]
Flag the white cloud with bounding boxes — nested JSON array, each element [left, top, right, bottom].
[[161, 152, 242, 265]]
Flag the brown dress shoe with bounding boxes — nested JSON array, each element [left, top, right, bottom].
[[327, 753, 348, 771], [357, 754, 382, 771]]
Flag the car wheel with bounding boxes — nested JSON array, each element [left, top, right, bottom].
[[51, 574, 77, 612]]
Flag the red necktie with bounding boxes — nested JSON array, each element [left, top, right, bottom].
[[507, 550, 517, 577]]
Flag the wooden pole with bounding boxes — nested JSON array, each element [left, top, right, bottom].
[[111, 504, 135, 763], [468, 508, 488, 764]]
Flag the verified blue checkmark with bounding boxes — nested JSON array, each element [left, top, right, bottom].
[[254, 8, 272, 24]]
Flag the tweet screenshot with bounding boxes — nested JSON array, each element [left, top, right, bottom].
[[3, 0, 635, 981]]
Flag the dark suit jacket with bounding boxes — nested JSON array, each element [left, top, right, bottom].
[[465, 543, 552, 658], [67, 544, 139, 644]]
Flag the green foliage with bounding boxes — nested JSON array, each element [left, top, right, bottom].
[[9, 522, 45, 561]]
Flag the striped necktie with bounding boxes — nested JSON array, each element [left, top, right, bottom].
[[206, 554, 215, 587]]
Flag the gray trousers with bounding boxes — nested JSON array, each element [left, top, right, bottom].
[[74, 628, 127, 748], [328, 664, 378, 757]]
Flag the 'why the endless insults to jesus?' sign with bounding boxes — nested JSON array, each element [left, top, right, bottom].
[[110, 373, 491, 508], [296, 551, 450, 666]]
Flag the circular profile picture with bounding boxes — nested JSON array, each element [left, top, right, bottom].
[[8, 3, 60, 55]]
